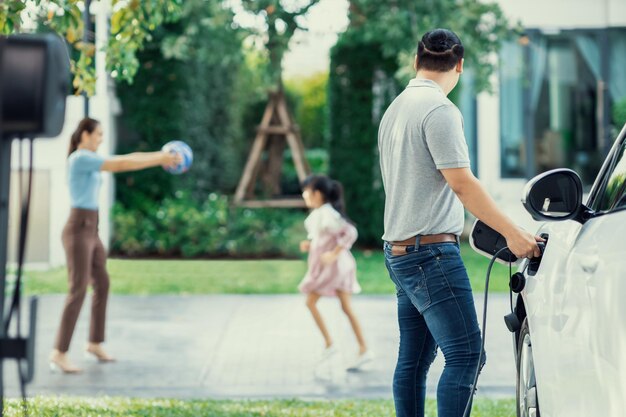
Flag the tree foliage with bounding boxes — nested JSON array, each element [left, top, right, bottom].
[[329, 41, 397, 245], [0, 0, 184, 96], [613, 96, 626, 128], [328, 0, 512, 244], [284, 72, 328, 148], [344, 0, 511, 92], [115, 0, 247, 210], [239, 0, 320, 90]]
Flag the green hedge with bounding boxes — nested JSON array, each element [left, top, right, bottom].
[[280, 148, 329, 195], [115, 3, 249, 210], [285, 72, 329, 149], [111, 193, 306, 258], [328, 40, 398, 245], [614, 96, 626, 128]]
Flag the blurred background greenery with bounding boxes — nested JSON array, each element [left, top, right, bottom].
[[2, 0, 513, 255]]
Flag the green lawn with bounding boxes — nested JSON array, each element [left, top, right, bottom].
[[25, 243, 514, 295], [5, 397, 516, 417]]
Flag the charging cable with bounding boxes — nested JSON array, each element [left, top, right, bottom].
[[463, 243, 545, 417], [462, 246, 511, 417]]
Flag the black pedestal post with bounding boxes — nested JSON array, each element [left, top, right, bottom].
[[0, 137, 12, 414]]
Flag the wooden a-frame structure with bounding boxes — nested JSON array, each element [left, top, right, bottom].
[[234, 91, 310, 208]]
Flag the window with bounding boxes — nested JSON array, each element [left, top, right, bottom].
[[593, 139, 626, 212], [458, 69, 478, 176], [498, 30, 618, 183], [499, 41, 525, 178], [533, 37, 602, 184]]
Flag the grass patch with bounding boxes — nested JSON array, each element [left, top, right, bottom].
[[25, 243, 513, 295], [5, 397, 516, 416]]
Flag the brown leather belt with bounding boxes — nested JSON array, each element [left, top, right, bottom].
[[390, 233, 458, 246], [388, 233, 458, 256]]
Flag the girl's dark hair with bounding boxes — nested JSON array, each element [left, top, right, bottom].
[[68, 117, 100, 157], [416, 28, 464, 72], [301, 174, 348, 218]]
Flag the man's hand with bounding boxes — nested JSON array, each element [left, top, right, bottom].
[[440, 167, 545, 259], [504, 227, 545, 259]]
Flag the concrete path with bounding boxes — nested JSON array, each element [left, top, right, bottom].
[[4, 294, 518, 399]]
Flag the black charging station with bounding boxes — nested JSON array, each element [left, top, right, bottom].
[[0, 33, 70, 414]]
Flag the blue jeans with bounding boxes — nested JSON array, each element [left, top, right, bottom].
[[384, 241, 484, 417]]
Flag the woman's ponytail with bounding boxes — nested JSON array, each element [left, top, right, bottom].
[[68, 117, 99, 157]]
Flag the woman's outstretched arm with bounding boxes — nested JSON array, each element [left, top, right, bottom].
[[100, 151, 179, 173]]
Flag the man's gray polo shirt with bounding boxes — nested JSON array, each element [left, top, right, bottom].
[[378, 78, 470, 242]]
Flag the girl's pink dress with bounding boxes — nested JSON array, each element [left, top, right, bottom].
[[298, 203, 361, 296]]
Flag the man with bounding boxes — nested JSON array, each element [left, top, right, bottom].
[[378, 28, 542, 417]]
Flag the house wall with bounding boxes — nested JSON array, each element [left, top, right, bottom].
[[475, 0, 626, 233]]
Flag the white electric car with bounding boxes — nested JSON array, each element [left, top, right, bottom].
[[513, 124, 626, 417]]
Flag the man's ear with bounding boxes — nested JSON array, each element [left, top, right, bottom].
[[456, 58, 464, 74], [414, 54, 419, 72]]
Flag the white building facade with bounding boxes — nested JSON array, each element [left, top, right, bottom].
[[465, 0, 626, 231], [8, 2, 118, 268]]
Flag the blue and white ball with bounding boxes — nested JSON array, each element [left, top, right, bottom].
[[162, 140, 193, 174]]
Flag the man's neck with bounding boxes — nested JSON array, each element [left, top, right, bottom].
[[415, 70, 457, 96]]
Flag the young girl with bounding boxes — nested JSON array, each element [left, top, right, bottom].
[[299, 174, 373, 370]]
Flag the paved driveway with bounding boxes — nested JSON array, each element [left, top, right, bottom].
[[4, 294, 517, 399]]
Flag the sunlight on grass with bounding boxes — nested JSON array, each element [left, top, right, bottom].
[[5, 397, 516, 417], [25, 243, 513, 295]]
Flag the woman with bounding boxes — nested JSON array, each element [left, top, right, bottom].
[[49, 117, 181, 373]]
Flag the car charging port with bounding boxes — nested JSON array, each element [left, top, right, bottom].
[[504, 236, 547, 333], [526, 235, 548, 276]]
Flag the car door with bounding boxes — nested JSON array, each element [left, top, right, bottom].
[[522, 214, 582, 417], [555, 135, 626, 417], [523, 127, 626, 417]]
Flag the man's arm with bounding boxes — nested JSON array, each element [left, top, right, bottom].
[[441, 167, 543, 259]]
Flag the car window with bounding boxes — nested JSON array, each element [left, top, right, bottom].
[[594, 140, 626, 212]]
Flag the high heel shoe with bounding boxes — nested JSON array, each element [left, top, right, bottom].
[[49, 352, 82, 374], [85, 344, 116, 363]]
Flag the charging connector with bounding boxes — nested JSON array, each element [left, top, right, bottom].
[[469, 220, 518, 265]]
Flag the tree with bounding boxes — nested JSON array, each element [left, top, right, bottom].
[[284, 72, 329, 148], [349, 0, 511, 91], [329, 41, 397, 244], [239, 0, 320, 91], [0, 0, 184, 95], [329, 0, 512, 244], [344, 0, 511, 92], [614, 97, 626, 128], [115, 0, 246, 209], [230, 1, 321, 204]]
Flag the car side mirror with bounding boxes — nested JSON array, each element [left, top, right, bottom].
[[522, 169, 584, 222]]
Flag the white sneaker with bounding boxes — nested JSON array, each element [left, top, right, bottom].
[[320, 345, 338, 361], [346, 350, 375, 371]]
